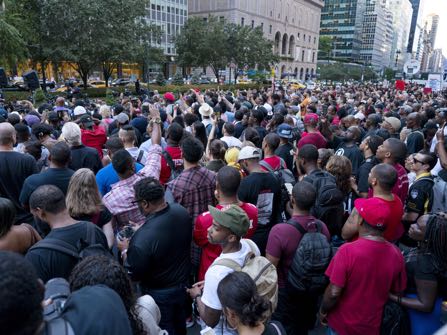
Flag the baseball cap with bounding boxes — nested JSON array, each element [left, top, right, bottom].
[[24, 114, 40, 127], [115, 112, 129, 124], [354, 198, 390, 231], [208, 205, 249, 237], [73, 106, 87, 117], [199, 103, 213, 117], [164, 92, 175, 102], [383, 117, 401, 132], [238, 146, 261, 161], [354, 112, 365, 121], [304, 113, 319, 124], [79, 114, 94, 128], [277, 124, 293, 139]]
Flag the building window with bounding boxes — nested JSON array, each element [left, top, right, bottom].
[[312, 52, 315, 62], [308, 35, 311, 42], [269, 25, 272, 34], [241, 17, 244, 26], [302, 50, 305, 61], [303, 34, 306, 42], [219, 16, 225, 22], [297, 32, 300, 40], [314, 37, 316, 44], [261, 22, 264, 31]]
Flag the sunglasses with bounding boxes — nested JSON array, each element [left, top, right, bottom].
[[413, 157, 426, 165]]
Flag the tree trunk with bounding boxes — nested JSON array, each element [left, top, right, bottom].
[[41, 60, 47, 92], [102, 62, 115, 88], [210, 65, 219, 82], [234, 68, 239, 84], [117, 63, 123, 78]]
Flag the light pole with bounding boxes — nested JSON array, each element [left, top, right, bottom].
[[394, 49, 401, 69]]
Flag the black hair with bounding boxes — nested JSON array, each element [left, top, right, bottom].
[[29, 185, 66, 214], [134, 177, 165, 204], [49, 141, 71, 166], [0, 251, 43, 335], [298, 144, 319, 163], [366, 135, 383, 155], [223, 122, 235, 136], [264, 133, 280, 151], [69, 255, 145, 335], [292, 181, 317, 211], [7, 113, 20, 125], [251, 109, 264, 124], [376, 128, 390, 141], [182, 136, 204, 163], [418, 150, 438, 171], [192, 121, 208, 149], [172, 116, 185, 128], [23, 140, 42, 161], [234, 110, 244, 121], [209, 139, 227, 160], [385, 138, 407, 163], [423, 214, 447, 272], [167, 122, 184, 143], [31, 123, 53, 139], [217, 166, 241, 197], [14, 123, 30, 142], [217, 272, 271, 328], [184, 113, 198, 127], [372, 163, 397, 191], [112, 149, 134, 175], [0, 197, 16, 238], [105, 137, 124, 154], [244, 127, 261, 148]]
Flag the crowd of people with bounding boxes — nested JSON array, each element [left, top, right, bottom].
[[0, 82, 447, 335]]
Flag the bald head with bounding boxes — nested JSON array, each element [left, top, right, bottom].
[[371, 163, 397, 191], [0, 123, 16, 146]]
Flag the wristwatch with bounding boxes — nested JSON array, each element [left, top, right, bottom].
[[152, 118, 162, 124]]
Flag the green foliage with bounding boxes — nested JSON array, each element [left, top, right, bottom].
[[105, 88, 116, 106], [318, 63, 377, 81], [384, 67, 395, 80], [318, 36, 332, 59], [33, 88, 46, 106], [0, 10, 27, 67], [171, 71, 184, 86], [155, 72, 166, 86]]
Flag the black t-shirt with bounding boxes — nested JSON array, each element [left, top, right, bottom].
[[335, 143, 364, 176], [405, 249, 447, 299], [69, 145, 102, 174], [234, 122, 246, 139], [405, 175, 434, 215], [255, 126, 268, 143], [275, 142, 294, 171], [206, 159, 226, 173], [262, 321, 287, 335], [19, 168, 75, 206], [25, 221, 108, 282], [406, 129, 425, 154], [356, 156, 379, 193], [125, 203, 192, 289], [0, 151, 38, 223]]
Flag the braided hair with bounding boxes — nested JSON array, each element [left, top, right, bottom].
[[423, 214, 447, 272]]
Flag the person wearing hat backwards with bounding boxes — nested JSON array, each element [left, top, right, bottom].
[[381, 116, 401, 139], [187, 204, 260, 335], [319, 197, 406, 335], [275, 124, 295, 171]]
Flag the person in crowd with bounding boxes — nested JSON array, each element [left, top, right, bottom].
[[79, 114, 107, 159], [275, 123, 295, 171], [320, 197, 406, 335], [221, 122, 242, 148], [317, 148, 334, 171], [96, 137, 144, 196], [206, 139, 227, 172], [364, 113, 381, 137], [326, 155, 354, 216], [13, 123, 30, 153], [0, 122, 38, 223], [20, 141, 74, 210], [66, 168, 114, 248], [119, 177, 192, 335], [260, 133, 288, 171], [0, 197, 41, 253], [159, 122, 184, 184], [248, 108, 267, 143], [187, 205, 260, 335], [381, 116, 402, 139], [402, 151, 437, 246], [119, 125, 149, 165], [194, 166, 258, 281], [237, 145, 282, 254], [375, 138, 409, 204], [25, 185, 108, 282], [298, 113, 327, 149], [353, 135, 383, 198], [217, 271, 286, 335], [103, 110, 162, 231], [61, 122, 103, 173], [390, 214, 447, 335], [405, 112, 425, 154], [342, 163, 404, 243], [334, 126, 364, 176], [266, 181, 330, 335], [192, 120, 209, 149], [166, 136, 216, 266]]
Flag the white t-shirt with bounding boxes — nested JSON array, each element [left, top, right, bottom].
[[201, 239, 260, 335], [126, 147, 149, 165], [221, 136, 242, 148]]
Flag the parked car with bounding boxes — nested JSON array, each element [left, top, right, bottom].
[[112, 78, 132, 86], [88, 80, 107, 88]]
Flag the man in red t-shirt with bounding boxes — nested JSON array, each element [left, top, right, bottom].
[[297, 113, 327, 149], [342, 163, 404, 242], [159, 123, 184, 184], [194, 166, 258, 281], [79, 114, 107, 158], [260, 133, 286, 171], [266, 180, 330, 335], [320, 198, 406, 335]]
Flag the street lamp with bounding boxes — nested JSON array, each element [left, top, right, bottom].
[[394, 49, 401, 69]]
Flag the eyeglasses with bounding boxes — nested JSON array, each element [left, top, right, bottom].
[[131, 198, 145, 205], [413, 157, 426, 165]]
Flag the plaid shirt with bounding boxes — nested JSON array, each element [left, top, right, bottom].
[[167, 166, 216, 266], [103, 144, 162, 231]]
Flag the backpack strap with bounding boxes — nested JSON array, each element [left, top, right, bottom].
[[212, 258, 242, 271], [279, 157, 287, 170], [136, 150, 144, 163], [46, 317, 75, 335], [259, 160, 275, 172], [85, 222, 96, 245], [30, 238, 80, 259], [288, 219, 322, 235], [269, 321, 284, 335]]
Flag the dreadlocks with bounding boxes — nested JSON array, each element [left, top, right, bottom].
[[423, 214, 447, 272]]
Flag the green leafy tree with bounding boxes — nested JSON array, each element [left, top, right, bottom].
[[318, 36, 332, 60], [155, 72, 166, 86], [0, 9, 27, 68], [171, 70, 184, 85], [384, 67, 394, 80]]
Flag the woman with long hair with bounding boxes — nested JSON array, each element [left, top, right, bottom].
[[192, 121, 208, 149], [65, 168, 114, 247], [217, 271, 285, 335]]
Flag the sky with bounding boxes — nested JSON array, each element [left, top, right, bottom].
[[424, 0, 447, 56]]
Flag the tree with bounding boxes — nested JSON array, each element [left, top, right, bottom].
[[0, 10, 27, 68], [191, 72, 200, 85], [155, 72, 166, 86], [384, 67, 394, 80], [318, 36, 332, 60], [134, 24, 165, 83], [171, 70, 184, 85]]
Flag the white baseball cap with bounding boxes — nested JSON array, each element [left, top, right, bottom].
[[73, 106, 87, 117], [238, 146, 261, 161]]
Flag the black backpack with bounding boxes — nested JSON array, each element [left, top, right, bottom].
[[304, 170, 345, 235], [29, 221, 111, 263], [259, 159, 296, 220], [287, 219, 333, 294], [380, 300, 411, 335], [162, 150, 184, 181]]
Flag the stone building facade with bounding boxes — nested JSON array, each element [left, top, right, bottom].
[[188, 0, 324, 80]]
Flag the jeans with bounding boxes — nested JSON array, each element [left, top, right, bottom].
[[144, 285, 187, 335]]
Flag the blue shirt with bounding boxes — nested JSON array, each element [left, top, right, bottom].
[[96, 162, 144, 196]]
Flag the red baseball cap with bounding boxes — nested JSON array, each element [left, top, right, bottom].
[[163, 92, 175, 102], [354, 197, 390, 230], [304, 113, 319, 124]]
